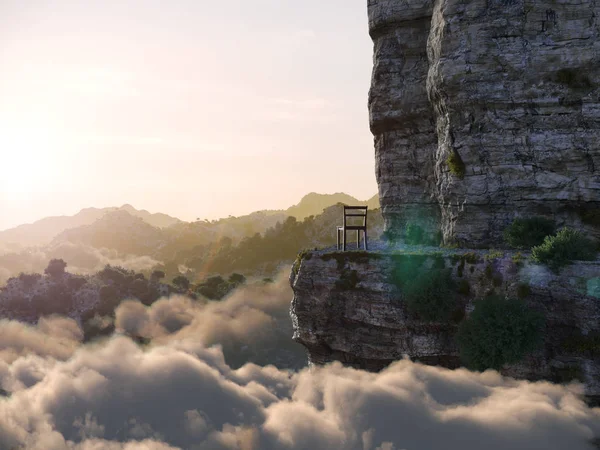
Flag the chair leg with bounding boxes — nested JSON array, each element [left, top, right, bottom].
[[364, 230, 368, 251], [337, 229, 340, 250], [343, 229, 347, 251], [357, 230, 360, 249]]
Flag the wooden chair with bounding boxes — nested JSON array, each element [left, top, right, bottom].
[[337, 206, 368, 251]]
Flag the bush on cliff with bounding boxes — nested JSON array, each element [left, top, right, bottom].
[[403, 269, 458, 322], [446, 150, 466, 179], [531, 227, 597, 270], [457, 295, 544, 371], [503, 217, 555, 249]]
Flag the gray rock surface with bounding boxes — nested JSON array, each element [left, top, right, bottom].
[[290, 249, 600, 401], [368, 0, 600, 246]]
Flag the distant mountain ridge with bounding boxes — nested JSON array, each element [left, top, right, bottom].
[[0, 205, 182, 248], [0, 193, 379, 250], [52, 210, 166, 256], [259, 192, 379, 221], [284, 192, 379, 220]]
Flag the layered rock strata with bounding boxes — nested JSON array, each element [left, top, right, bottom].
[[369, 0, 600, 246], [290, 249, 600, 401]]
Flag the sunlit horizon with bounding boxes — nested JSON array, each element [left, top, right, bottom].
[[0, 0, 376, 231]]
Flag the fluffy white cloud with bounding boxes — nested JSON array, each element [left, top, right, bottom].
[[0, 275, 598, 449]]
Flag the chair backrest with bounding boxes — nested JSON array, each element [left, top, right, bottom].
[[343, 206, 367, 227]]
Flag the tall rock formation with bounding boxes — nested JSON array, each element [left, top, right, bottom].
[[369, 0, 600, 246]]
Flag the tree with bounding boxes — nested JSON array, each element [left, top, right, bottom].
[[67, 276, 87, 291], [98, 265, 130, 285], [150, 270, 165, 283], [129, 279, 149, 297], [44, 259, 67, 278], [196, 276, 230, 300], [457, 296, 544, 371], [98, 285, 120, 316], [228, 273, 246, 286], [18, 273, 42, 289], [172, 275, 190, 291]]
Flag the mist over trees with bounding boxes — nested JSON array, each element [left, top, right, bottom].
[[0, 203, 384, 285]]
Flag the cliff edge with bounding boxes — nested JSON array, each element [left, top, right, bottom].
[[290, 248, 600, 402]]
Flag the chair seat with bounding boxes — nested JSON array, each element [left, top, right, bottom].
[[337, 205, 368, 251]]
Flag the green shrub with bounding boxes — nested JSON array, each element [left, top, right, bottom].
[[172, 275, 190, 291], [196, 276, 233, 300], [503, 217, 556, 249], [531, 227, 597, 270], [446, 151, 465, 179], [228, 273, 247, 286], [511, 252, 525, 267], [485, 250, 504, 261], [403, 269, 458, 322], [457, 296, 544, 371]]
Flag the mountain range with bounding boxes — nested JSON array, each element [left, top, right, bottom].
[[0, 204, 182, 249], [272, 192, 379, 221], [0, 192, 379, 250]]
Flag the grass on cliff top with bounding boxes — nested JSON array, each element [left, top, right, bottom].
[[292, 250, 313, 277]]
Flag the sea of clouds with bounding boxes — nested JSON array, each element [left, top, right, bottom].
[[0, 273, 599, 449]]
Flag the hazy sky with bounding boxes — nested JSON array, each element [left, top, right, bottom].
[[0, 0, 375, 230]]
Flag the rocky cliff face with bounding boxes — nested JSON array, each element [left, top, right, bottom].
[[290, 249, 600, 402], [369, 0, 600, 246]]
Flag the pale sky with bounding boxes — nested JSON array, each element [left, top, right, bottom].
[[0, 0, 376, 231]]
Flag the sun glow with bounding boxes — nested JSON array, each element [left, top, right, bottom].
[[0, 126, 60, 199]]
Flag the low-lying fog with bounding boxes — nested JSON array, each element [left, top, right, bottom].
[[0, 273, 598, 450]]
